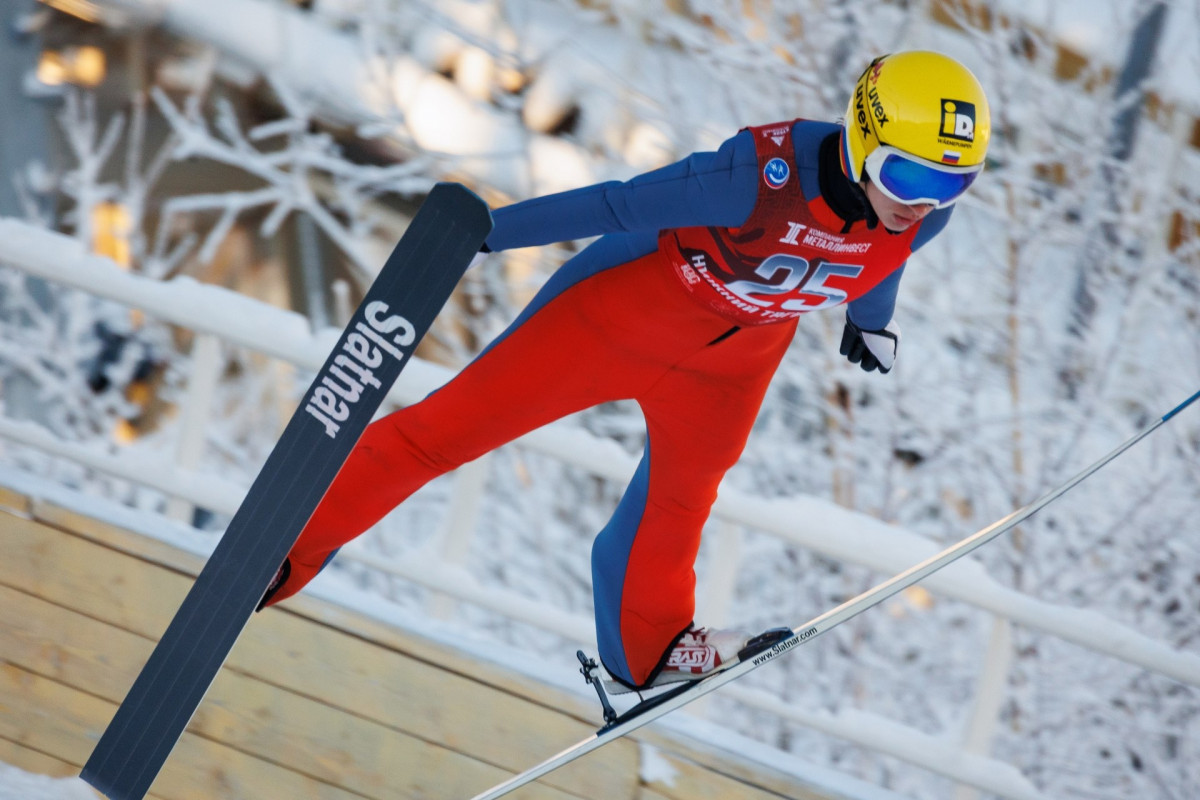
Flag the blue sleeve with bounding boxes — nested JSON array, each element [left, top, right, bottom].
[[847, 266, 904, 331], [846, 205, 952, 329], [485, 130, 760, 251], [911, 205, 952, 251]]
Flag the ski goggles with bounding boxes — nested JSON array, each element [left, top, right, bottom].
[[864, 144, 983, 208]]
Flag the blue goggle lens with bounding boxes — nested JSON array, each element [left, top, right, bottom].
[[876, 153, 980, 205]]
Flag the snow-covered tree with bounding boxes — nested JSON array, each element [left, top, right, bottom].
[[2, 1, 1198, 797]]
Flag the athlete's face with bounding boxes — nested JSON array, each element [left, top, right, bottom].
[[862, 181, 936, 232]]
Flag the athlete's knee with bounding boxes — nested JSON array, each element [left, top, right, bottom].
[[364, 409, 467, 475]]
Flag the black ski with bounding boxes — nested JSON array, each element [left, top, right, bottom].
[[81, 182, 492, 800]]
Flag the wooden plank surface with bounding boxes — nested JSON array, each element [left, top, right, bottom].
[[0, 737, 87, 782], [0, 482, 29, 516], [1, 490, 835, 800], [31, 498, 209, 576], [0, 663, 372, 800], [38, 494, 601, 722], [1, 511, 631, 799], [0, 584, 583, 800]]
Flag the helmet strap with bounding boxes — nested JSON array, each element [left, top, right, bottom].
[[819, 132, 878, 233], [853, 180, 880, 231]]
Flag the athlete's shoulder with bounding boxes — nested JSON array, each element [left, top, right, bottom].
[[790, 119, 840, 164], [785, 119, 838, 199]]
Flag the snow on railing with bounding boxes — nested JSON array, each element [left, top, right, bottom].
[[4, 218, 1199, 800]]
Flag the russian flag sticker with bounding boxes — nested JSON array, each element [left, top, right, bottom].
[[942, 150, 962, 164]]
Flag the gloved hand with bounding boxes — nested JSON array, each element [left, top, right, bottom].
[[839, 316, 900, 374]]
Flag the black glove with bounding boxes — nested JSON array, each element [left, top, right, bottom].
[[839, 316, 900, 374]]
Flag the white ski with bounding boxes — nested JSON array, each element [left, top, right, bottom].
[[469, 389, 1200, 800]]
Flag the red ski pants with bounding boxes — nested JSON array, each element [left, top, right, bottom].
[[271, 251, 796, 687]]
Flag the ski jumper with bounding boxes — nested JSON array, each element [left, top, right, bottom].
[[267, 120, 952, 688]]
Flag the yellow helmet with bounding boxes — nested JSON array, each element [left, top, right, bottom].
[[841, 51, 991, 191]]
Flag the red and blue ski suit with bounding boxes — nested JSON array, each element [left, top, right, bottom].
[[268, 119, 952, 688]]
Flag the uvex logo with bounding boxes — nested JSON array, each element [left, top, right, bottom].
[[304, 301, 415, 439]]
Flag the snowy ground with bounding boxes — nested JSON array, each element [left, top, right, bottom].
[[0, 764, 98, 800]]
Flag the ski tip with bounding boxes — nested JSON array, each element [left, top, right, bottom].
[[429, 181, 494, 225], [1163, 388, 1200, 422]]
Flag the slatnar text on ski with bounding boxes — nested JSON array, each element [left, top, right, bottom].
[[304, 301, 416, 439]]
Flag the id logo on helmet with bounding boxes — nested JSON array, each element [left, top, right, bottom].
[[940, 99, 976, 143]]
